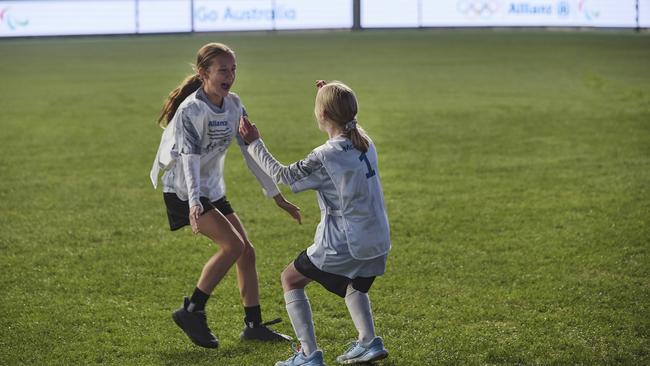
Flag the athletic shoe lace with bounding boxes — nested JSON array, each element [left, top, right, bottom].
[[260, 318, 282, 327], [344, 341, 359, 354], [282, 343, 301, 363]]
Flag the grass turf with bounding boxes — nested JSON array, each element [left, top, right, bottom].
[[0, 29, 649, 365]]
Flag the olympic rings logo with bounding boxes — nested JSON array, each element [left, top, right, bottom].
[[457, 0, 500, 19]]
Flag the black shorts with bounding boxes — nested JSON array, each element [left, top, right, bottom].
[[163, 192, 235, 231], [293, 250, 376, 298]]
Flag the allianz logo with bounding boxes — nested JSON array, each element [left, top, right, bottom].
[[208, 120, 228, 127], [509, 2, 553, 15], [195, 6, 297, 22], [457, 1, 572, 18], [509, 1, 572, 16]]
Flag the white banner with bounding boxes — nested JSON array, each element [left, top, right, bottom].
[[194, 0, 351, 31], [138, 0, 192, 33], [194, 0, 271, 31], [275, 0, 352, 30], [363, 0, 640, 28], [0, 0, 351, 37], [361, 0, 420, 28], [0, 1, 135, 37]]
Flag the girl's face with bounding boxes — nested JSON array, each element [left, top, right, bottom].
[[200, 53, 236, 100]]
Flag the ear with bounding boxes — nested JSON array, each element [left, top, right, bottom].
[[197, 66, 208, 81], [315, 107, 328, 122]]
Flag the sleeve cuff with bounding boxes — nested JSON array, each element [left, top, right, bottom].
[[263, 185, 280, 198], [189, 198, 203, 212]]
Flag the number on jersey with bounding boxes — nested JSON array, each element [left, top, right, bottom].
[[359, 153, 376, 178]]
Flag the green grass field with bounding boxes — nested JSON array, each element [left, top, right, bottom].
[[1, 29, 649, 365]]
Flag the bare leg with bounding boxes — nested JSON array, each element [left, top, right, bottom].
[[195, 209, 245, 294], [171, 209, 244, 349], [224, 215, 293, 340], [225, 213, 259, 307]]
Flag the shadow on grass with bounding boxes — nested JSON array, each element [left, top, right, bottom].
[[157, 348, 220, 365], [155, 341, 283, 366], [154, 340, 398, 365]]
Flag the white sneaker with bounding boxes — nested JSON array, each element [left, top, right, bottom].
[[336, 337, 388, 364], [275, 345, 327, 366]]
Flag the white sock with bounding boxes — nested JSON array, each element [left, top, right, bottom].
[[284, 289, 318, 356], [345, 284, 376, 345]]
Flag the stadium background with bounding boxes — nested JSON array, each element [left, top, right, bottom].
[[1, 0, 650, 37]]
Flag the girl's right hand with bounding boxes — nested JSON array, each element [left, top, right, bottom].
[[189, 204, 202, 234], [239, 115, 260, 144]]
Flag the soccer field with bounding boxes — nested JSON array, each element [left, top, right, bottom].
[[1, 29, 648, 365]]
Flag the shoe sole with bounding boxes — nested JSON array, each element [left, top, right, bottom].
[[339, 350, 388, 364], [172, 311, 219, 349]]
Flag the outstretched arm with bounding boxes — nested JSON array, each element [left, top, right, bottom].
[[237, 134, 281, 198], [238, 115, 301, 224], [239, 116, 324, 193], [247, 139, 300, 186], [239, 116, 304, 186]]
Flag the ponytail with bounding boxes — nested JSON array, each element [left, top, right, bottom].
[[157, 74, 202, 127], [346, 125, 370, 153]]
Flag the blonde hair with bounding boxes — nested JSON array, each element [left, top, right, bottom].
[[157, 43, 235, 127], [315, 81, 370, 153]]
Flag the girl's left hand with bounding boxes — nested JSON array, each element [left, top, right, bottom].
[[239, 115, 260, 144], [189, 204, 203, 234], [274, 194, 302, 224]]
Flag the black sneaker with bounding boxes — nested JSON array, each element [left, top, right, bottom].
[[240, 318, 293, 341], [172, 297, 219, 348]]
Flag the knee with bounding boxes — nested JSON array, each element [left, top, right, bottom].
[[222, 237, 245, 259], [280, 268, 290, 288], [240, 241, 256, 263], [281, 267, 299, 290]]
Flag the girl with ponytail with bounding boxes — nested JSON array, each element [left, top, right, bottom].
[[240, 80, 391, 366], [150, 43, 300, 349]]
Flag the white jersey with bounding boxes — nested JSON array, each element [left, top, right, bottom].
[[247, 136, 390, 277], [150, 89, 279, 208]]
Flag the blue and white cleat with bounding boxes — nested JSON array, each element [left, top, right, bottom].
[[336, 337, 388, 364], [275, 345, 327, 366]]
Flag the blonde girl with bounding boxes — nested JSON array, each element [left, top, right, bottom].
[[239, 80, 390, 365]]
